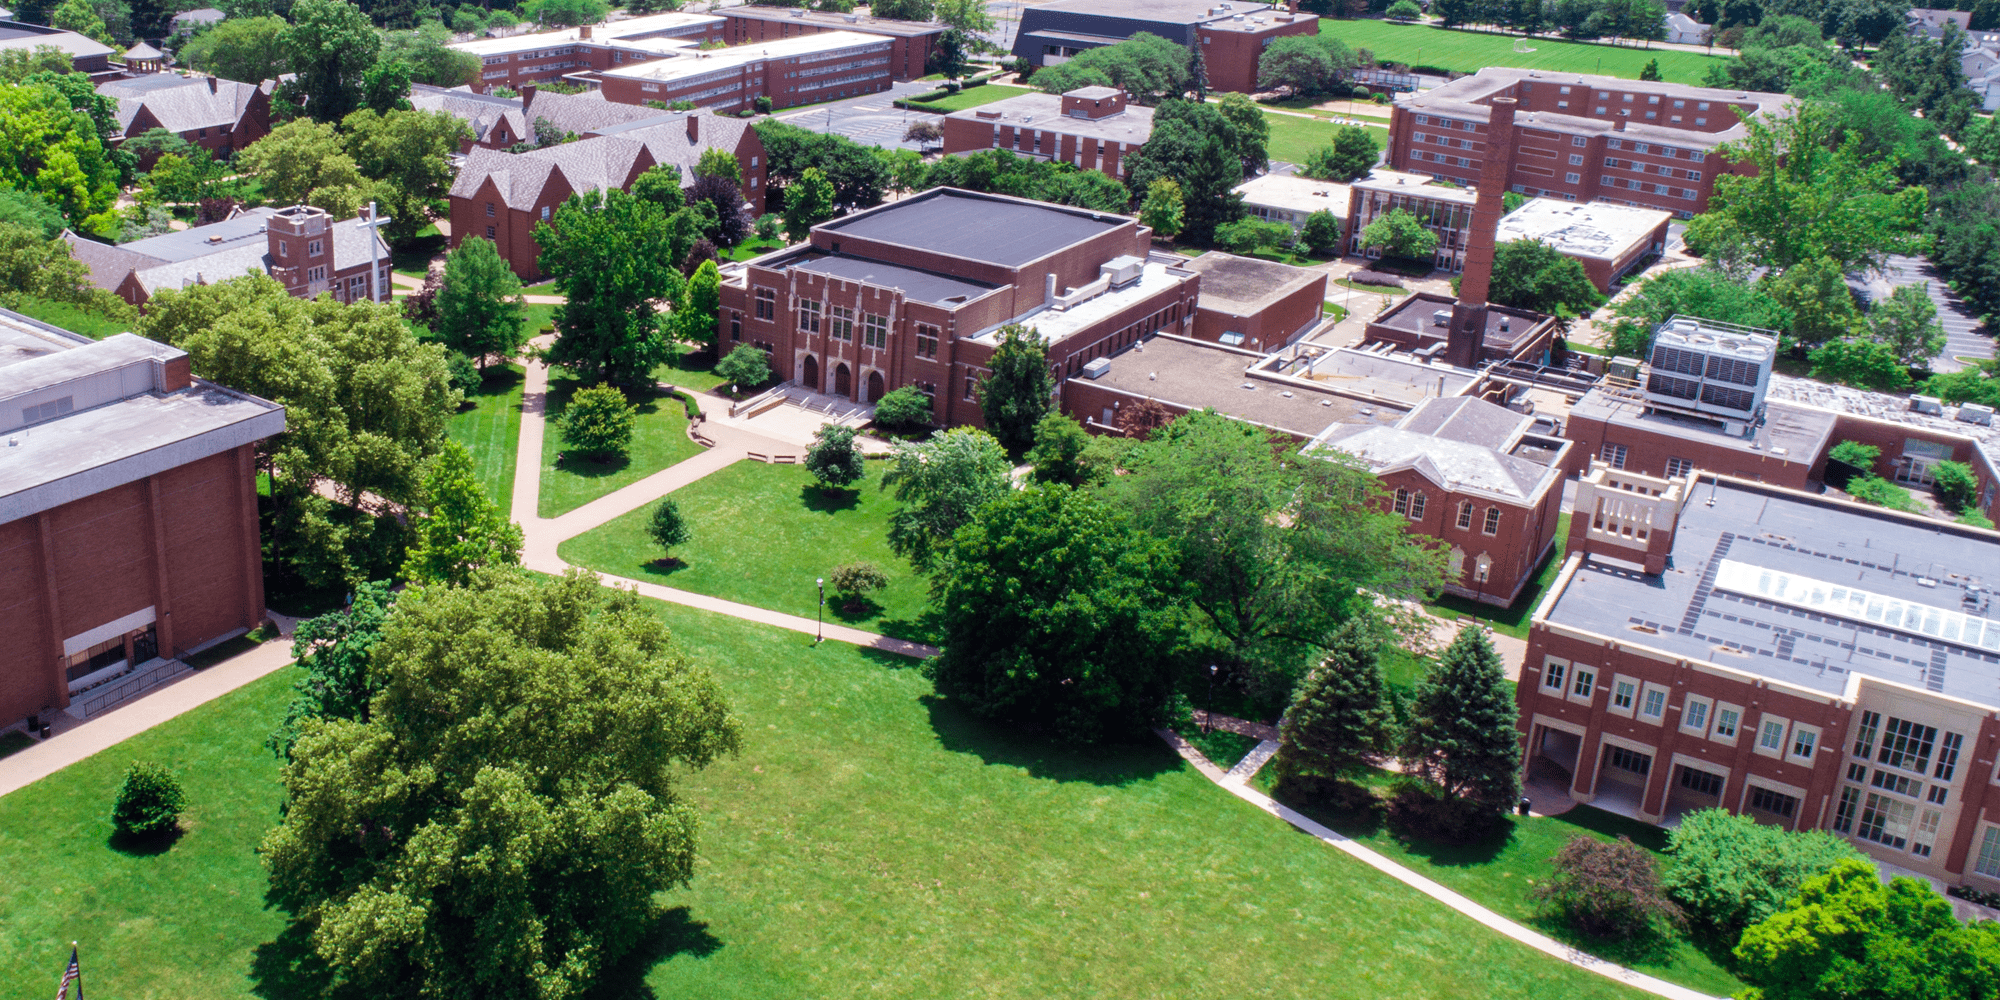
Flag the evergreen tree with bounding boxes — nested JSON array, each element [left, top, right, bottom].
[[1400, 625, 1521, 810], [1273, 618, 1398, 787], [434, 236, 527, 370], [677, 259, 722, 349], [976, 323, 1053, 457], [1179, 135, 1244, 245]]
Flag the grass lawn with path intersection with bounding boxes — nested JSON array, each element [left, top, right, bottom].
[[1319, 20, 1731, 84], [558, 459, 933, 642], [539, 370, 704, 518], [446, 363, 524, 517]]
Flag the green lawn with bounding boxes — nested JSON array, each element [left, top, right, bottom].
[[654, 342, 731, 393], [723, 238, 787, 262], [522, 302, 558, 335], [1321, 20, 1732, 84], [539, 371, 705, 518], [392, 225, 447, 276], [901, 83, 1036, 113], [0, 599, 1659, 999], [5, 296, 133, 339], [558, 459, 934, 642], [1251, 765, 1747, 997], [1421, 512, 1571, 640], [1263, 109, 1385, 166], [446, 363, 525, 517]]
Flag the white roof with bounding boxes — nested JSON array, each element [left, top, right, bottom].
[[448, 11, 723, 56], [1232, 173, 1350, 218], [1350, 168, 1478, 205], [1493, 197, 1673, 261], [599, 29, 889, 84]]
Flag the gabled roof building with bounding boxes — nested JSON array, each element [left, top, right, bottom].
[[65, 205, 391, 307], [97, 73, 272, 168]]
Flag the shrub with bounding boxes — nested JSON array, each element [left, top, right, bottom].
[[1827, 440, 1880, 474], [1216, 217, 1293, 254], [828, 561, 887, 610], [714, 344, 771, 394], [752, 213, 782, 241], [1346, 269, 1405, 289], [1847, 475, 1923, 513], [753, 95, 773, 114], [873, 385, 933, 429], [559, 384, 636, 461], [112, 762, 185, 838], [648, 498, 689, 558], [1660, 808, 1865, 934], [1959, 508, 1996, 529], [1386, 0, 1422, 17], [1933, 460, 1979, 512], [1535, 836, 1683, 941], [445, 351, 481, 395]]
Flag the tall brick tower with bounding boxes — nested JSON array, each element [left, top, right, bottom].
[[1446, 96, 1518, 368]]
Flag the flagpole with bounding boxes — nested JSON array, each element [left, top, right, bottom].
[[74, 941, 83, 1000]]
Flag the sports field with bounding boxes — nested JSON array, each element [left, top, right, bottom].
[[1321, 20, 1732, 85]]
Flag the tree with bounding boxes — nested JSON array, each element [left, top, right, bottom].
[[828, 561, 887, 610], [1535, 836, 1683, 941], [753, 119, 888, 210], [341, 108, 473, 239], [560, 384, 636, 461], [261, 568, 741, 1000], [1764, 256, 1861, 349], [270, 580, 395, 760], [1639, 58, 1662, 81], [927, 484, 1188, 741], [112, 762, 186, 838], [1181, 134, 1245, 246], [0, 45, 76, 82], [873, 385, 932, 429], [1215, 216, 1292, 254], [713, 343, 771, 393], [976, 323, 1052, 457], [433, 237, 527, 369], [140, 149, 225, 205], [1271, 618, 1398, 793], [524, 0, 609, 26], [1303, 126, 1379, 182], [871, 0, 931, 19], [694, 145, 743, 185], [1386, 0, 1422, 16], [1300, 209, 1342, 256], [281, 0, 379, 123], [669, 259, 721, 353], [806, 424, 866, 493], [1359, 207, 1438, 263], [181, 14, 289, 81], [648, 498, 690, 559], [1684, 103, 1928, 276], [0, 187, 64, 238], [537, 189, 684, 386], [1734, 858, 2000, 1000], [882, 427, 1013, 572], [933, 0, 995, 33], [1870, 283, 1948, 369], [630, 164, 684, 212], [1025, 411, 1093, 486], [1028, 32, 1191, 104], [1488, 239, 1606, 318], [379, 23, 481, 88], [1828, 439, 1881, 473], [1115, 410, 1447, 695], [1933, 460, 1980, 513], [401, 441, 522, 586], [1399, 625, 1520, 811], [236, 119, 371, 215], [0, 221, 134, 322], [686, 172, 750, 248], [1809, 337, 1910, 391], [781, 166, 837, 242], [1603, 266, 1789, 357], [1660, 809, 1866, 935], [53, 0, 114, 45], [1258, 33, 1338, 96], [1922, 359, 2000, 409], [0, 77, 122, 226], [1138, 177, 1183, 240], [1216, 93, 1270, 177]]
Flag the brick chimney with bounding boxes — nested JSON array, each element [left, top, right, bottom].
[[1446, 96, 1517, 368], [207, 74, 217, 94], [580, 24, 593, 39], [521, 82, 538, 108], [686, 112, 699, 142]]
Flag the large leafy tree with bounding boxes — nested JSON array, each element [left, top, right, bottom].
[[1399, 625, 1521, 812], [1764, 255, 1862, 348], [1272, 617, 1398, 791], [0, 221, 135, 321], [933, 0, 995, 33], [1603, 265, 1790, 357], [434, 236, 528, 369], [379, 21, 481, 88], [0, 77, 122, 226], [1488, 239, 1606, 319], [676, 258, 722, 349], [236, 119, 372, 216], [341, 107, 473, 238], [975, 323, 1052, 457], [280, 0, 380, 123], [927, 484, 1188, 741], [536, 189, 685, 386], [1028, 31, 1191, 104], [805, 423, 866, 493], [781, 166, 837, 242], [1661, 809, 1864, 935], [269, 579, 395, 760], [1114, 410, 1447, 694], [1303, 126, 1379, 182], [753, 119, 888, 212], [1215, 92, 1270, 177], [1869, 283, 1949, 368], [1138, 177, 1183, 240], [882, 426, 1013, 573], [1359, 208, 1438, 262], [401, 441, 522, 587], [261, 568, 742, 1000], [180, 15, 290, 83]]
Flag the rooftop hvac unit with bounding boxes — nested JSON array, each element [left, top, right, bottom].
[[1640, 315, 1776, 422], [1911, 395, 1944, 415], [1081, 357, 1111, 379], [1431, 309, 1451, 327], [1958, 402, 1996, 426], [1100, 255, 1143, 287]]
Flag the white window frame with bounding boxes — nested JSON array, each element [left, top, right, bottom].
[[1541, 656, 1568, 695], [1790, 723, 1821, 763], [1456, 500, 1474, 530], [1756, 715, 1790, 758], [1569, 665, 1597, 704], [1977, 825, 2000, 879], [1638, 683, 1669, 724], [1482, 506, 1501, 535], [1607, 677, 1638, 716], [1681, 694, 1712, 736], [1711, 702, 1741, 744]]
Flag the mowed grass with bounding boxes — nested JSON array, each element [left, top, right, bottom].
[[1249, 765, 1747, 997], [1422, 512, 1572, 640], [558, 459, 933, 641], [903, 83, 1036, 113], [654, 342, 732, 394], [5, 296, 133, 339], [1263, 109, 1387, 166], [445, 363, 525, 517], [538, 370, 704, 518], [1321, 20, 1732, 84]]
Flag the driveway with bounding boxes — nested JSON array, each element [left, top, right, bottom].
[[772, 80, 944, 151], [1853, 254, 1993, 373]]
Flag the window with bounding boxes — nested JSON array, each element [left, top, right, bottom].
[[730, 312, 740, 341], [915, 323, 939, 358], [1853, 710, 1880, 759], [828, 305, 854, 340], [754, 288, 775, 321], [486, 201, 496, 217], [1833, 785, 1861, 833], [1542, 658, 1567, 692], [1714, 705, 1739, 739], [307, 266, 325, 282], [1570, 666, 1595, 700], [1394, 487, 1411, 515], [1928, 784, 1950, 805], [963, 375, 977, 400], [1749, 786, 1798, 819], [1665, 457, 1694, 478], [1979, 827, 2000, 877], [541, 206, 551, 221], [1565, 173, 1581, 184], [799, 299, 822, 333], [1790, 725, 1819, 762], [862, 312, 887, 349], [1683, 697, 1710, 734], [1571, 135, 1587, 146], [1935, 731, 1963, 781], [1640, 686, 1667, 721], [1680, 767, 1723, 796], [1612, 679, 1637, 712], [1608, 745, 1651, 775], [486, 225, 496, 239], [1857, 793, 1915, 850], [1408, 492, 1426, 520], [1878, 716, 1937, 774], [307, 239, 322, 257], [1600, 442, 1627, 469], [1872, 769, 1921, 797], [1758, 718, 1787, 753], [1849, 762, 1869, 783], [1482, 507, 1501, 535]]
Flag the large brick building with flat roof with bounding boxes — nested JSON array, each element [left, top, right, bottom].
[[1386, 67, 1792, 218], [719, 5, 943, 81], [451, 12, 728, 94], [1011, 0, 1319, 94], [0, 309, 283, 731], [591, 29, 897, 112], [1522, 463, 2000, 891], [940, 86, 1153, 179]]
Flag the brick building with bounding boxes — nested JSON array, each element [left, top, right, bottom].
[[1235, 172, 1351, 238], [1520, 463, 2000, 891], [591, 29, 896, 112], [1491, 197, 1671, 293], [1010, 0, 1319, 94], [719, 5, 943, 81], [0, 19, 116, 78], [450, 12, 727, 94], [1386, 67, 1792, 219], [65, 205, 393, 307], [718, 188, 1200, 426], [939, 86, 1154, 179], [99, 73, 272, 169], [0, 308, 283, 730], [447, 111, 765, 281], [1178, 251, 1325, 350], [409, 83, 532, 151]]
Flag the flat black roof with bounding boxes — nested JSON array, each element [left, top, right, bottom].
[[1547, 477, 2000, 703], [787, 251, 997, 305], [818, 189, 1127, 269]]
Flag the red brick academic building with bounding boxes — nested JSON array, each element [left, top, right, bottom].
[[0, 310, 283, 729], [718, 5, 943, 82]]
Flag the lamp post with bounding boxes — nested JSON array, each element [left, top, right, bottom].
[[1203, 664, 1218, 734], [816, 577, 825, 643]]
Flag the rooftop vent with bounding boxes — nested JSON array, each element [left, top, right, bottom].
[[1911, 395, 1944, 415], [1431, 309, 1450, 327], [1958, 402, 1996, 426], [1081, 357, 1111, 379]]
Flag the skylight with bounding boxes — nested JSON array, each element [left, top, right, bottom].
[[1713, 558, 2000, 652]]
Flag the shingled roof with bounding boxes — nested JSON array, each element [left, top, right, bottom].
[[409, 83, 530, 147], [449, 111, 754, 209], [1314, 396, 1564, 504], [99, 74, 261, 134]]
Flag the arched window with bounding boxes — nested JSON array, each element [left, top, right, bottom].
[[1483, 506, 1502, 535], [1456, 500, 1474, 529], [1408, 492, 1426, 520]]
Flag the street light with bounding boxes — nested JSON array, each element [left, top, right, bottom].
[[816, 577, 825, 643], [1203, 664, 1218, 734]]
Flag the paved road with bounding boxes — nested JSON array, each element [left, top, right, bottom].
[[773, 80, 944, 151], [1853, 254, 1993, 374]]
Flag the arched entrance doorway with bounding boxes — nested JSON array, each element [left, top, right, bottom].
[[834, 363, 851, 398], [801, 355, 819, 390], [866, 370, 885, 403]]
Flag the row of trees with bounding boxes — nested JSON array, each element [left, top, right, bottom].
[[1427, 0, 1669, 45]]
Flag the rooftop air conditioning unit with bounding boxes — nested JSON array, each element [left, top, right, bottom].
[[1100, 254, 1143, 287], [1431, 309, 1451, 326], [1642, 315, 1776, 422], [1958, 402, 1996, 426], [1911, 395, 1945, 415], [1081, 357, 1111, 379]]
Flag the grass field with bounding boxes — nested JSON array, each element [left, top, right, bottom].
[[1321, 20, 1732, 84], [0, 599, 1659, 999], [1422, 512, 1571, 640], [558, 459, 934, 641], [539, 371, 704, 518], [1263, 109, 1385, 166], [1251, 766, 1747, 997], [5, 296, 133, 339], [655, 342, 731, 394], [724, 238, 788, 262], [901, 83, 1036, 113], [446, 363, 525, 517]]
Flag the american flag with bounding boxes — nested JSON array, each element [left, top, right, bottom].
[[54, 944, 81, 1000]]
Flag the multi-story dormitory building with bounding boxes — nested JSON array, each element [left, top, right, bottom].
[[451, 12, 729, 94], [1385, 68, 1793, 218]]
